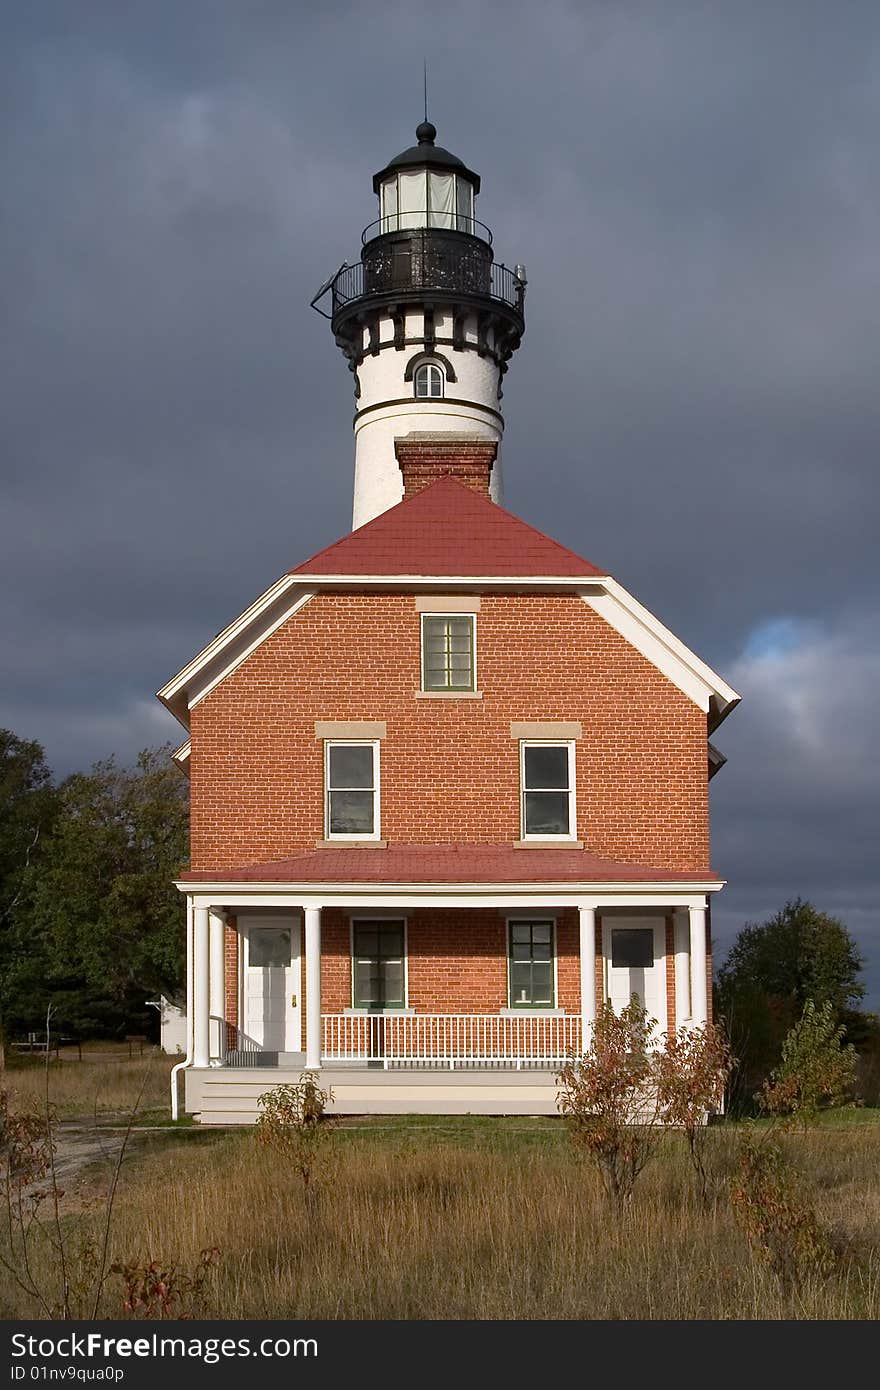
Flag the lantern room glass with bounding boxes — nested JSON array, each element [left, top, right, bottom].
[[379, 171, 477, 235]]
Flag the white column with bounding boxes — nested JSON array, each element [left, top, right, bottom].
[[193, 905, 211, 1069], [578, 905, 597, 1051], [689, 903, 708, 1028], [209, 909, 226, 1063], [305, 906, 322, 1072], [674, 908, 691, 1029]]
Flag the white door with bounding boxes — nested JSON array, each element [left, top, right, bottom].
[[604, 916, 667, 1034], [240, 915, 302, 1052]]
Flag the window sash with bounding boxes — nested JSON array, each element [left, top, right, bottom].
[[352, 921, 406, 1008], [325, 741, 379, 839], [421, 614, 475, 691], [508, 920, 556, 1008], [414, 363, 443, 398], [520, 741, 575, 839]]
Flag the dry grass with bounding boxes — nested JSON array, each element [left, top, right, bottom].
[[3, 1048, 175, 1119], [2, 1106, 879, 1320]]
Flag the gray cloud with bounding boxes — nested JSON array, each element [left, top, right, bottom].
[[1, 1, 877, 998]]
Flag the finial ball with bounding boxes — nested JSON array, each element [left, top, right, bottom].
[[416, 120, 437, 145]]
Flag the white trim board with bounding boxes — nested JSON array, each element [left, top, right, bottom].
[[177, 882, 722, 908], [156, 580, 315, 728]]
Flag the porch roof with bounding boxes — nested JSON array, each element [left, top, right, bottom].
[[179, 843, 715, 886]]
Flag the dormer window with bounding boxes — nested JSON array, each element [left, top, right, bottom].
[[414, 362, 444, 399]]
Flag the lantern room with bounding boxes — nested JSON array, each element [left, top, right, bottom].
[[371, 120, 481, 238]]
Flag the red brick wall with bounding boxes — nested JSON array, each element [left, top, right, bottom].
[[188, 592, 709, 873], [317, 908, 582, 1013]]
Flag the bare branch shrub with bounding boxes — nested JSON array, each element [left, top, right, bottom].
[[657, 1022, 734, 1203], [730, 1128, 835, 1288], [256, 1073, 336, 1190], [557, 999, 664, 1211]]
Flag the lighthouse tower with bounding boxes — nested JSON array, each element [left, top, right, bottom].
[[313, 121, 526, 528]]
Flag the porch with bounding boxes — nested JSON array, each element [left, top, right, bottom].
[[176, 846, 719, 1121]]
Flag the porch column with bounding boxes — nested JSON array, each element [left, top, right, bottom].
[[674, 908, 691, 1029], [578, 905, 597, 1050], [208, 909, 226, 1063], [688, 903, 708, 1028], [304, 905, 322, 1072], [192, 904, 211, 1069]]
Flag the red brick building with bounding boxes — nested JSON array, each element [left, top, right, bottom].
[[159, 124, 739, 1121]]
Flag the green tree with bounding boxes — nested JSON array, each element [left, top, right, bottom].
[[0, 732, 57, 1062], [717, 899, 865, 1109], [20, 748, 188, 1038], [760, 1000, 857, 1125]]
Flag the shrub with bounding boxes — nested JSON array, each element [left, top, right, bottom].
[[657, 1023, 734, 1203], [255, 1073, 335, 1190], [759, 1000, 857, 1126], [111, 1248, 220, 1320], [557, 999, 664, 1211], [730, 1129, 835, 1288]]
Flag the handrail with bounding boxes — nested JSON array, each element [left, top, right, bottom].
[[362, 214, 493, 246], [321, 1012, 580, 1070]]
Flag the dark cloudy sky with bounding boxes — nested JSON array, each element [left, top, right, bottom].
[[2, 2, 878, 1000]]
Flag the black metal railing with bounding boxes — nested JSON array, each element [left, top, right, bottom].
[[361, 213, 494, 246], [328, 243, 525, 318]]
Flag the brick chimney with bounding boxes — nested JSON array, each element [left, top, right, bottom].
[[395, 433, 498, 501]]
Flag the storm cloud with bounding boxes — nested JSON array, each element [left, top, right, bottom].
[[1, 2, 877, 996]]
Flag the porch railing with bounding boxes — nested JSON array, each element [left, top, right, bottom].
[[321, 1013, 581, 1070]]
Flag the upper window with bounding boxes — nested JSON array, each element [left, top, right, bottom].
[[520, 742, 576, 840], [325, 741, 379, 840], [414, 362, 444, 399], [508, 920, 555, 1008], [421, 614, 475, 692]]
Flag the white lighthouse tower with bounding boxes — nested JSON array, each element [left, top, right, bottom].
[[313, 121, 526, 528]]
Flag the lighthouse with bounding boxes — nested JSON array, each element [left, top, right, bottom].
[[313, 121, 526, 528]]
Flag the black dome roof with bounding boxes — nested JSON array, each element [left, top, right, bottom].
[[372, 122, 481, 194]]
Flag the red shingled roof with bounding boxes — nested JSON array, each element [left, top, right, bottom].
[[290, 477, 604, 578], [181, 844, 712, 885]]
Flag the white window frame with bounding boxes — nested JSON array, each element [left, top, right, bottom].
[[348, 915, 410, 1012], [519, 740, 577, 842], [324, 739, 381, 842], [413, 361, 445, 399], [420, 612, 477, 692], [505, 915, 559, 1011]]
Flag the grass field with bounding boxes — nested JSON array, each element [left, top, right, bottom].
[[2, 1059, 879, 1320], [5, 1046, 176, 1119]]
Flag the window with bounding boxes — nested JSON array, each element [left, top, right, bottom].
[[611, 928, 654, 969], [421, 614, 475, 691], [508, 920, 555, 1008], [414, 362, 444, 398], [352, 920, 406, 1009], [520, 741, 575, 839], [325, 741, 379, 839], [248, 927, 291, 968]]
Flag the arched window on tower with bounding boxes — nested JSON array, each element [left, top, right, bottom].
[[414, 362, 445, 399]]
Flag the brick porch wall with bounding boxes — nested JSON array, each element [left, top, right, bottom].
[[222, 908, 679, 1028]]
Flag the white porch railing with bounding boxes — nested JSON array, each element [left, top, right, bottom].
[[321, 1013, 582, 1069]]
